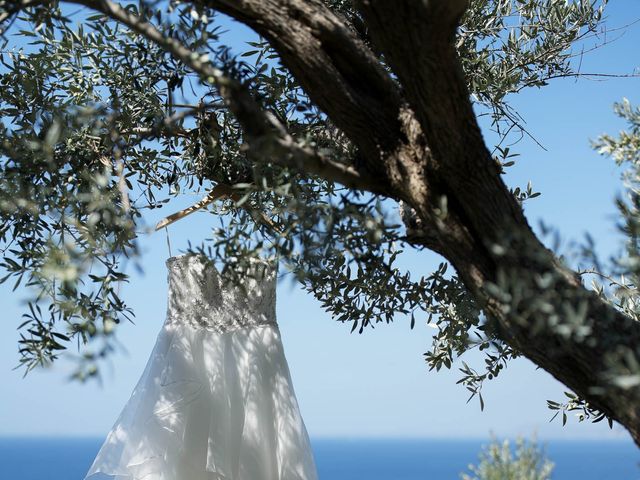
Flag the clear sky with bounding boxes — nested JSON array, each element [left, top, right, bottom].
[[1, 2, 639, 443]]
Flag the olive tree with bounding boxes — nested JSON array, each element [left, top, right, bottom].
[[461, 437, 554, 480], [2, 0, 640, 444]]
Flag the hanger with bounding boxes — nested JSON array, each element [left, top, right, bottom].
[[155, 183, 282, 233], [155, 184, 236, 231]]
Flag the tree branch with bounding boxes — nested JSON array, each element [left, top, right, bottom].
[[201, 0, 407, 173], [61, 0, 383, 191], [360, 0, 640, 444], [0, 0, 40, 26], [358, 0, 529, 246]]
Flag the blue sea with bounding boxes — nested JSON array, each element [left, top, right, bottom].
[[0, 437, 637, 479]]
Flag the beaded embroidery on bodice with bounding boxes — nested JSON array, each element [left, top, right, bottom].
[[165, 254, 277, 333]]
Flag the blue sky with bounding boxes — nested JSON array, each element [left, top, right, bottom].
[[1, 2, 639, 442]]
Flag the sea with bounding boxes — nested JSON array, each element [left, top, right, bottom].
[[0, 437, 638, 479]]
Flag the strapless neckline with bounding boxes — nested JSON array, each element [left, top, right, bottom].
[[165, 253, 277, 333]]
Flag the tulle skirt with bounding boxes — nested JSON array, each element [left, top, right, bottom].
[[86, 322, 318, 480]]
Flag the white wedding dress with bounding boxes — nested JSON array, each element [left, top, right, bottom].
[[86, 253, 318, 480]]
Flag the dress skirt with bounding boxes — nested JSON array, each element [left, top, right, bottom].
[[85, 254, 317, 480]]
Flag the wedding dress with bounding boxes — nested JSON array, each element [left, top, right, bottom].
[[86, 253, 318, 480]]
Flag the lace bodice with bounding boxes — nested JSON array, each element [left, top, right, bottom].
[[165, 254, 277, 333]]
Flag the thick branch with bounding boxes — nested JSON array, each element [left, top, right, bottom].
[[64, 0, 382, 191], [202, 0, 407, 174], [360, 0, 640, 444], [358, 0, 530, 249]]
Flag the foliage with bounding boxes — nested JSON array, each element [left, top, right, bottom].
[[460, 437, 554, 480], [0, 0, 630, 426], [589, 98, 640, 391], [461, 0, 607, 141], [528, 98, 640, 427], [594, 99, 640, 167], [546, 391, 613, 428]]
